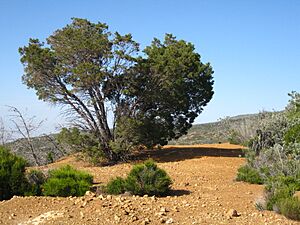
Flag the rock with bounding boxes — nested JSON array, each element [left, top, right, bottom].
[[121, 191, 132, 197], [141, 218, 150, 225], [131, 216, 138, 221], [173, 206, 179, 212], [166, 218, 174, 224], [80, 211, 84, 219], [160, 218, 167, 223], [97, 194, 105, 200], [293, 191, 300, 200], [160, 207, 169, 213], [227, 209, 239, 218], [157, 212, 166, 216], [114, 215, 121, 222], [106, 195, 112, 200], [85, 191, 95, 197], [184, 182, 190, 186]]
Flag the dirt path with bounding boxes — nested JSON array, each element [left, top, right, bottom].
[[0, 144, 298, 224]]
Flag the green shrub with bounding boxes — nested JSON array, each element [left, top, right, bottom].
[[42, 165, 93, 197], [47, 152, 54, 164], [0, 146, 29, 200], [284, 124, 300, 145], [106, 177, 126, 195], [57, 127, 103, 164], [265, 175, 300, 210], [124, 160, 172, 196], [266, 186, 293, 210], [25, 169, 46, 196], [236, 165, 263, 184], [277, 197, 300, 221]]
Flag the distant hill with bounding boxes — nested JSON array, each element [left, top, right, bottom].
[[169, 113, 266, 145], [6, 135, 69, 166], [6, 112, 273, 165]]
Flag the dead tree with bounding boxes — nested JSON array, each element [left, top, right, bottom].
[[0, 117, 12, 145], [8, 106, 43, 166]]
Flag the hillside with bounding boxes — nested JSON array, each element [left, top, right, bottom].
[[6, 112, 268, 166], [170, 113, 264, 145]]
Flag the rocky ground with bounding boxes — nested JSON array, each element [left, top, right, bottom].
[[0, 144, 299, 225]]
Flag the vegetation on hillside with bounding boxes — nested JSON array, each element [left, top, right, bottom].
[[236, 92, 300, 221], [169, 113, 273, 146]]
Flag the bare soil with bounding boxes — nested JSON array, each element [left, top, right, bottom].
[[0, 143, 299, 225]]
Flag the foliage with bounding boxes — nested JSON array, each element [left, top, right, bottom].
[[25, 169, 46, 196], [105, 160, 172, 196], [106, 177, 126, 195], [0, 146, 29, 200], [56, 127, 104, 165], [264, 174, 300, 211], [218, 116, 259, 146], [42, 165, 93, 197], [284, 124, 300, 145], [236, 165, 263, 184], [277, 197, 300, 221], [236, 92, 300, 221], [20, 18, 214, 162], [47, 152, 54, 163], [250, 145, 300, 179], [124, 160, 172, 196]]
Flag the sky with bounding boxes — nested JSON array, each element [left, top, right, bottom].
[[0, 0, 299, 135]]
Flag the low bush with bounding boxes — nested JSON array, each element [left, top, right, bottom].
[[106, 177, 126, 195], [265, 175, 300, 211], [277, 197, 300, 221], [105, 160, 172, 196], [0, 146, 29, 200], [42, 165, 93, 197], [236, 165, 263, 184], [284, 124, 300, 145], [125, 160, 172, 196], [25, 169, 46, 196]]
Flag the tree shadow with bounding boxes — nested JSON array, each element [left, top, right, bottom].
[[167, 189, 191, 197], [133, 146, 245, 163]]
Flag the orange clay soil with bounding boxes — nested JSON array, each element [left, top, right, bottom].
[[0, 143, 298, 225]]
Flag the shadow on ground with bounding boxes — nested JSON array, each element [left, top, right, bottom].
[[167, 189, 191, 197], [133, 147, 245, 163]]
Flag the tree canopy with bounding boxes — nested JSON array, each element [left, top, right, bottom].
[[19, 18, 214, 162]]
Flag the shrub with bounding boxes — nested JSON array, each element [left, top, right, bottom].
[[25, 169, 46, 196], [56, 127, 103, 165], [124, 160, 172, 196], [236, 165, 263, 184], [284, 124, 300, 145], [47, 152, 54, 164], [277, 197, 300, 221], [265, 175, 300, 210], [106, 177, 126, 195], [0, 146, 29, 200], [42, 165, 93, 197]]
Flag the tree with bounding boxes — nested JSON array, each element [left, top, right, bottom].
[[0, 117, 12, 145], [19, 18, 214, 162], [8, 106, 43, 166]]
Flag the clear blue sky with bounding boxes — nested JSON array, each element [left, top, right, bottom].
[[0, 0, 299, 134]]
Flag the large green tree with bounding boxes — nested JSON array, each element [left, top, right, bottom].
[[19, 18, 214, 161]]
